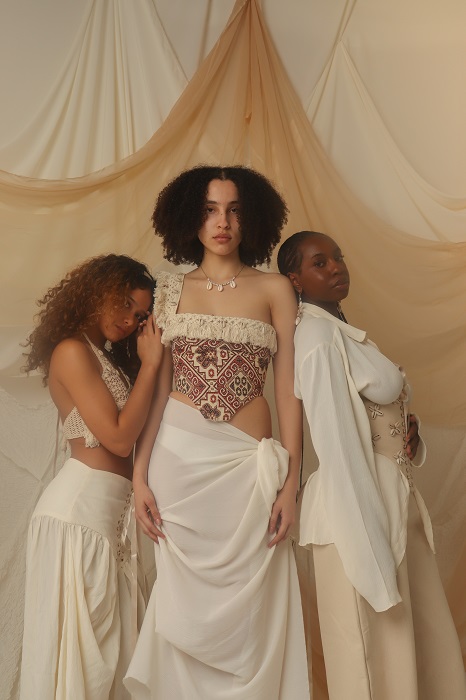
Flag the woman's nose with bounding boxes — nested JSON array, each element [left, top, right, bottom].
[[217, 211, 230, 228], [329, 259, 345, 273], [123, 312, 136, 328]]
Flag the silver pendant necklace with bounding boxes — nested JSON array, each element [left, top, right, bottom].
[[199, 264, 245, 292]]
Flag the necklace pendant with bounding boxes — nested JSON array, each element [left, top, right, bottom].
[[199, 264, 245, 292]]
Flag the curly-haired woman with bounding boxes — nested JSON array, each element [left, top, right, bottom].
[[20, 254, 163, 700], [124, 166, 310, 699]]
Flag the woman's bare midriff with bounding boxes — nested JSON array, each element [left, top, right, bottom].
[[68, 441, 133, 481], [170, 391, 272, 441]]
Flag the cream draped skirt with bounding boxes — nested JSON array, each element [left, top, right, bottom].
[[20, 458, 145, 700], [124, 399, 309, 699]]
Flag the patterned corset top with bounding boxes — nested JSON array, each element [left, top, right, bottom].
[[362, 374, 415, 489], [172, 336, 273, 421], [154, 271, 277, 422]]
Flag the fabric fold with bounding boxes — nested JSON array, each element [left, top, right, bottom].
[[20, 459, 146, 700], [125, 399, 309, 699]]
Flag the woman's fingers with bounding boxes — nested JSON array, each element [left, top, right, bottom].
[[268, 515, 290, 547], [268, 501, 293, 547], [134, 485, 165, 543], [268, 486, 296, 547], [136, 315, 163, 367], [268, 501, 280, 536], [136, 505, 165, 543]]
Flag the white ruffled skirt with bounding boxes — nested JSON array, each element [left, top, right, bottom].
[[125, 399, 309, 699], [20, 458, 144, 700]]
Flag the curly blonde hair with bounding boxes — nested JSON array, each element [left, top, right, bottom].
[[23, 254, 155, 385]]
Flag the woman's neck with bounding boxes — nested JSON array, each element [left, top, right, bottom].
[[82, 325, 105, 350], [200, 251, 243, 280]]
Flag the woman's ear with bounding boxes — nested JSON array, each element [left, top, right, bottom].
[[287, 272, 302, 294]]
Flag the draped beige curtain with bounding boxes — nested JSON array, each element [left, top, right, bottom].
[[1, 1, 464, 697]]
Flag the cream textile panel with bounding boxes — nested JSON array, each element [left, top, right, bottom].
[[0, 1, 465, 698], [305, 0, 466, 242], [0, 0, 188, 178]]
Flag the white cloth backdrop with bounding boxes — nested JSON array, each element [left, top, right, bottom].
[[0, 2, 465, 698]]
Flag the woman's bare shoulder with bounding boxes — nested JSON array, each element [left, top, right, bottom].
[[50, 337, 95, 373], [253, 269, 294, 295], [245, 267, 287, 282]]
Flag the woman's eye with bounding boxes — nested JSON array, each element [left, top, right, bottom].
[[314, 261, 325, 268], [230, 207, 239, 214]]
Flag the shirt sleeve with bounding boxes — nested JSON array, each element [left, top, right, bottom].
[[298, 339, 402, 611]]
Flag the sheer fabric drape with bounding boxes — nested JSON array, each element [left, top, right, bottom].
[[1, 1, 464, 698]]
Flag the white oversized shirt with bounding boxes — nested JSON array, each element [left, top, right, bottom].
[[294, 303, 433, 612]]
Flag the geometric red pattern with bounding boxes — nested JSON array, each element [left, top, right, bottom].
[[172, 336, 272, 421]]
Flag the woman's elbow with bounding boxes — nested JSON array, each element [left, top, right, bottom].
[[103, 438, 134, 458]]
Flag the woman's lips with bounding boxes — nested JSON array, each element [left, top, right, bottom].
[[333, 279, 349, 289]]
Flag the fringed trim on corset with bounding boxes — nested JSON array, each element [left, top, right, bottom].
[[164, 315, 277, 353], [153, 271, 181, 333], [154, 271, 277, 354]]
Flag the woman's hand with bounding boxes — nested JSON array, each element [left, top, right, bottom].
[[406, 414, 420, 460], [136, 316, 163, 369], [268, 481, 297, 547], [134, 479, 165, 544]]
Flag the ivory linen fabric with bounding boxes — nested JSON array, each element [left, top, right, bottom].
[[20, 459, 146, 700], [314, 498, 466, 700], [294, 304, 465, 696], [124, 400, 310, 699], [295, 304, 434, 611]]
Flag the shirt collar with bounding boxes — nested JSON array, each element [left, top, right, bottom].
[[301, 303, 367, 342]]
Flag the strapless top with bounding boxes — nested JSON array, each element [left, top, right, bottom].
[[154, 272, 276, 421]]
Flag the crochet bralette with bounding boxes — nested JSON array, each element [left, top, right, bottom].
[[62, 334, 130, 448]]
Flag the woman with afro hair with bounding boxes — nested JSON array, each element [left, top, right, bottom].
[[20, 254, 163, 700], [124, 166, 309, 699]]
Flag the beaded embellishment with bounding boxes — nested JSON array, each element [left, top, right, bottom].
[[363, 387, 415, 492], [116, 489, 133, 567]]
